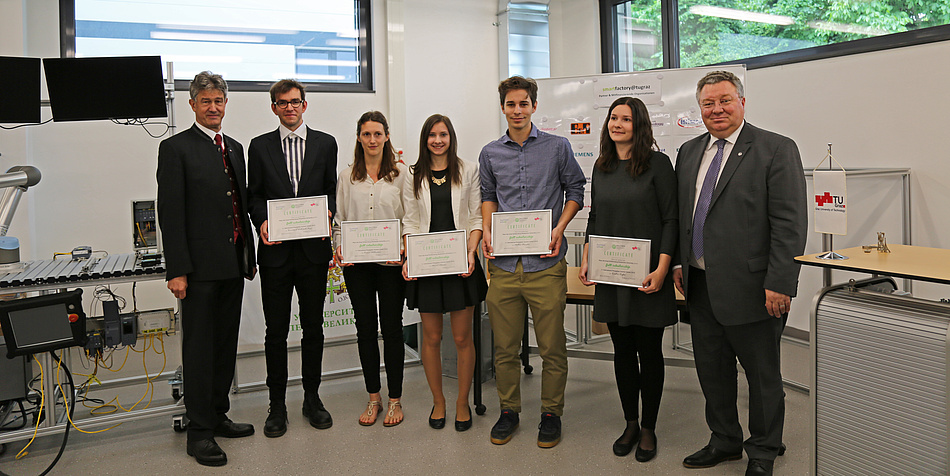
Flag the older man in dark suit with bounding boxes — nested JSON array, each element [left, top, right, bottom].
[[247, 79, 337, 438], [672, 70, 807, 476], [157, 71, 256, 467]]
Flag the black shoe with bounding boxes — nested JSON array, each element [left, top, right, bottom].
[[635, 433, 658, 462], [455, 406, 472, 432], [612, 424, 640, 457], [683, 445, 743, 468], [186, 438, 227, 467], [779, 443, 787, 456], [537, 412, 561, 448], [489, 409, 519, 445], [746, 458, 774, 476], [263, 403, 288, 438], [429, 406, 446, 429], [302, 394, 333, 430], [213, 419, 254, 438]]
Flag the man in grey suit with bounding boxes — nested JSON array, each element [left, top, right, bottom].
[[672, 70, 807, 476]]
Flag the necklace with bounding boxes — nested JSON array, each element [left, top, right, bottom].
[[431, 174, 447, 186]]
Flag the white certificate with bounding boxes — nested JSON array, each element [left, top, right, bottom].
[[340, 219, 402, 263], [587, 235, 651, 287], [490, 210, 552, 256], [266, 196, 330, 241], [406, 230, 468, 278]]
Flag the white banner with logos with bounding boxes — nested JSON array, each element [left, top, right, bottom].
[[813, 170, 848, 235]]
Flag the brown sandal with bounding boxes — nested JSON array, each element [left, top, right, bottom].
[[383, 400, 403, 427], [359, 400, 382, 426]]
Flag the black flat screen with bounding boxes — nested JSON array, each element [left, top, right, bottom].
[[0, 56, 41, 124], [43, 55, 167, 122]]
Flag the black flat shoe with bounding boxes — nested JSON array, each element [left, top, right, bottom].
[[635, 434, 657, 462], [455, 406, 472, 432], [429, 406, 446, 429], [612, 426, 640, 456]]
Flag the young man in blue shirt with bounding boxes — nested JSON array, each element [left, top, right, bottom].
[[479, 75, 586, 448]]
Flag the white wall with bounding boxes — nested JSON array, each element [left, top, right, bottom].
[[401, 0, 500, 163], [0, 0, 501, 313], [546, 2, 950, 329], [5, 0, 947, 330]]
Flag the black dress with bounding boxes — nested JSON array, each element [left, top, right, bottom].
[[406, 170, 487, 312], [586, 151, 678, 328]]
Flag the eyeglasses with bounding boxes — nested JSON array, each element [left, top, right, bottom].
[[700, 97, 738, 110], [274, 99, 304, 108]]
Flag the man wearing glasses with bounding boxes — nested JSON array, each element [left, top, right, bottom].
[[672, 70, 806, 476], [247, 79, 338, 438], [157, 71, 257, 467]]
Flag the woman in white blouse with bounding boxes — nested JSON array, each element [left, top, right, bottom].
[[401, 114, 485, 432], [333, 111, 409, 427]]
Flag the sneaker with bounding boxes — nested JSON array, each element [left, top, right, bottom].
[[537, 412, 561, 448], [490, 409, 520, 445]]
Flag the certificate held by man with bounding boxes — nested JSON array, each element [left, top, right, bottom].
[[340, 219, 402, 263], [266, 195, 331, 242], [405, 230, 468, 278], [587, 235, 651, 287], [491, 209, 552, 256]]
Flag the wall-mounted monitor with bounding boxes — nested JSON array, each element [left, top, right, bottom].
[[43, 56, 167, 122], [0, 56, 42, 124]]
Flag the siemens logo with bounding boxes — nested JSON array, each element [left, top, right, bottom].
[[575, 152, 595, 157]]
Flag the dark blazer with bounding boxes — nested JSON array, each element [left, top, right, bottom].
[[675, 122, 807, 325], [157, 124, 256, 281], [247, 127, 338, 268]]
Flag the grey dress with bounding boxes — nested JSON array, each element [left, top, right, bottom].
[[585, 151, 678, 328]]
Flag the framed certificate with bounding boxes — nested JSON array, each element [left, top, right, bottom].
[[266, 195, 330, 242], [490, 210, 552, 256], [405, 230, 468, 278], [340, 219, 402, 263], [587, 235, 651, 287]]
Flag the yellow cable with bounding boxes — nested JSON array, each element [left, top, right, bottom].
[[102, 346, 130, 372], [15, 355, 45, 460], [136, 222, 148, 246], [56, 353, 121, 434], [118, 336, 153, 412]]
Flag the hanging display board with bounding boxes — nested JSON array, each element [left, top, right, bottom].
[[534, 65, 747, 232]]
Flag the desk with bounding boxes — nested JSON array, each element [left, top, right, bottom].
[[796, 244, 950, 285], [796, 245, 950, 474]]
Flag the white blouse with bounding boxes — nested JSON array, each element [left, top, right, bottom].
[[332, 161, 409, 248]]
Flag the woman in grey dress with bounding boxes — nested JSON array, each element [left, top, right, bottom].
[[579, 96, 678, 462]]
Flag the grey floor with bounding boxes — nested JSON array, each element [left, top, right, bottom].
[[0, 324, 811, 475]]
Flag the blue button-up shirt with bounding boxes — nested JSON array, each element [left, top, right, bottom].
[[479, 124, 586, 273]]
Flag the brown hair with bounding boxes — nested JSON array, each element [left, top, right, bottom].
[[269, 79, 306, 103], [498, 76, 538, 105], [411, 114, 462, 199], [594, 97, 656, 178], [351, 111, 400, 183]]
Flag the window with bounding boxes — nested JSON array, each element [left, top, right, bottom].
[[61, 0, 373, 92], [601, 0, 950, 72], [500, 2, 551, 79]]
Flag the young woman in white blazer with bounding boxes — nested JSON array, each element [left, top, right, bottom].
[[401, 114, 486, 432]]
